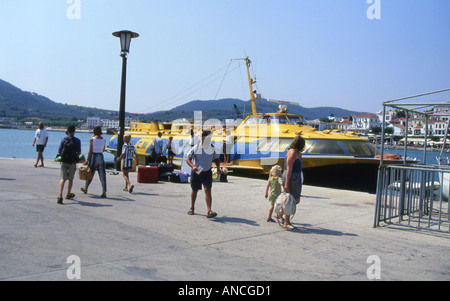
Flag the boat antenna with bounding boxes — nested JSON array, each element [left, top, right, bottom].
[[232, 57, 260, 116]]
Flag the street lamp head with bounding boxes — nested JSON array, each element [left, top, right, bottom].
[[112, 30, 139, 54]]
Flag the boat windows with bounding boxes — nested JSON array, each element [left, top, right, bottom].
[[257, 139, 291, 153], [286, 116, 306, 126], [340, 141, 372, 156], [304, 139, 314, 151], [307, 140, 346, 155], [271, 139, 291, 152], [267, 116, 290, 124], [244, 115, 305, 126]]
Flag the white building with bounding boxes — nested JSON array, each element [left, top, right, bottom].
[[428, 119, 448, 137], [86, 116, 136, 130], [101, 119, 119, 129], [87, 117, 101, 129], [377, 109, 396, 124], [352, 114, 382, 131]]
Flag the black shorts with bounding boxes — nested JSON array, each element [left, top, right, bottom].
[[36, 145, 45, 152], [190, 169, 213, 190]]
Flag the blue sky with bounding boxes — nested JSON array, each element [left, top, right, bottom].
[[1, 0, 449, 115]]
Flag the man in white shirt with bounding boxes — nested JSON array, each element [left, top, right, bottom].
[[32, 122, 49, 168], [223, 130, 233, 163], [179, 127, 201, 155], [186, 130, 221, 218]]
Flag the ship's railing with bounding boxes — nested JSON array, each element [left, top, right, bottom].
[[375, 164, 450, 233]]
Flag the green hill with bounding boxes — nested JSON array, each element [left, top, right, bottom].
[[0, 79, 117, 120], [1, 78, 366, 123]]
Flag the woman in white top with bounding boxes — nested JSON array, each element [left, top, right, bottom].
[[81, 125, 107, 197]]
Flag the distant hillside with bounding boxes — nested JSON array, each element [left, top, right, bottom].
[[1, 78, 366, 123], [141, 98, 366, 122], [0, 79, 117, 120]]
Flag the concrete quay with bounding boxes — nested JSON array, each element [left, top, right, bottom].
[[0, 158, 449, 281]]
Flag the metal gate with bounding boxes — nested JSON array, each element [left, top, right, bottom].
[[374, 88, 450, 233], [375, 164, 450, 232]]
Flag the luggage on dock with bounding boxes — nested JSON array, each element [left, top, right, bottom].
[[158, 163, 174, 176], [171, 170, 189, 183], [137, 166, 158, 183], [159, 171, 173, 182]]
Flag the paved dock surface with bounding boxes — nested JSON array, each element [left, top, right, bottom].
[[1, 158, 449, 281]]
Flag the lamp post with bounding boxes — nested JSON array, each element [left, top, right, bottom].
[[112, 30, 139, 170]]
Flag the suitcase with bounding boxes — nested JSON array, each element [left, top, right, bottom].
[[158, 163, 174, 178], [137, 166, 158, 183], [172, 170, 189, 183], [159, 171, 173, 182]]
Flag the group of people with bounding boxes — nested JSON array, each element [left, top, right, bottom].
[[264, 135, 305, 230], [56, 125, 110, 204], [32, 123, 135, 204], [179, 129, 306, 227], [33, 122, 305, 229]]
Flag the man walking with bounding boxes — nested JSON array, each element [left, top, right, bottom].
[[32, 122, 49, 168], [186, 130, 221, 218], [57, 125, 81, 204]]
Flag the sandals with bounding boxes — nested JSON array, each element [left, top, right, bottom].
[[207, 210, 217, 218], [283, 224, 297, 230], [129, 185, 134, 194], [266, 218, 276, 223], [80, 187, 87, 194], [188, 208, 217, 218], [57, 193, 74, 204]]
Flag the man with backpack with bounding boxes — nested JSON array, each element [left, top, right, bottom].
[[57, 125, 81, 204]]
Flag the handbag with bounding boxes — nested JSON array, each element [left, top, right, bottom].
[[274, 192, 296, 217], [78, 165, 93, 181]]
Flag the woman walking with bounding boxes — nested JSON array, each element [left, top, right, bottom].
[[81, 126, 107, 198], [282, 135, 306, 229]]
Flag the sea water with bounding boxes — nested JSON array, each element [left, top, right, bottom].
[[0, 128, 114, 161], [380, 146, 449, 166]]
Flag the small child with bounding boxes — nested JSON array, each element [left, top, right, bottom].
[[117, 134, 138, 193], [264, 165, 283, 222]]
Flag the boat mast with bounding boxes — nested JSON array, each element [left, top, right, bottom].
[[233, 57, 259, 116]]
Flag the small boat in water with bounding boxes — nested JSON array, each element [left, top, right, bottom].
[[106, 57, 406, 192]]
